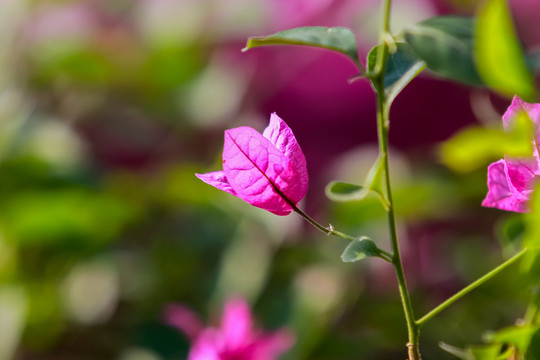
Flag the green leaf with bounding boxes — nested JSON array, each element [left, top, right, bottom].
[[498, 215, 525, 244], [404, 16, 483, 86], [325, 156, 389, 209], [363, 155, 390, 209], [525, 327, 540, 360], [439, 342, 474, 360], [497, 215, 525, 255], [491, 324, 540, 353], [440, 110, 533, 172], [325, 181, 368, 202], [440, 342, 502, 360], [366, 42, 426, 106], [0, 189, 137, 246], [469, 344, 501, 360], [33, 44, 114, 85], [243, 26, 360, 67], [520, 249, 540, 278], [341, 237, 381, 262], [476, 0, 536, 100]]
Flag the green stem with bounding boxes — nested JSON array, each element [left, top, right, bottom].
[[374, 0, 421, 358], [376, 82, 421, 360], [292, 204, 354, 241], [382, 0, 392, 34], [291, 205, 393, 262], [266, 175, 359, 245], [266, 169, 391, 260], [416, 248, 529, 328]]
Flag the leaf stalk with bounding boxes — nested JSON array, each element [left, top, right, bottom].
[[416, 248, 529, 327]]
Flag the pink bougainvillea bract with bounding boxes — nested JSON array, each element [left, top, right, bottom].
[[196, 113, 308, 215]]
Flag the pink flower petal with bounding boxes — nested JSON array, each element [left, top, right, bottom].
[[263, 113, 308, 202], [505, 158, 538, 192], [483, 96, 540, 213], [163, 304, 204, 341], [222, 127, 295, 215], [195, 171, 237, 196], [196, 114, 308, 216], [503, 95, 540, 131], [482, 159, 531, 212], [188, 329, 222, 360], [503, 96, 540, 160], [169, 297, 295, 360], [248, 329, 295, 360], [221, 297, 254, 351]]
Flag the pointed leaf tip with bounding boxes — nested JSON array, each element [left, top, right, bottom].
[[242, 26, 360, 68]]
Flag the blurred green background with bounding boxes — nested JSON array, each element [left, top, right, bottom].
[[0, 0, 539, 359]]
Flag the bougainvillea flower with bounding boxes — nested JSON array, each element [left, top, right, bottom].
[[196, 113, 308, 215], [482, 96, 540, 212], [164, 297, 294, 360]]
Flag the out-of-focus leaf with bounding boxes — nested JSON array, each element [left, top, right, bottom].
[[476, 0, 536, 100], [243, 26, 361, 67], [0, 189, 137, 246], [404, 16, 482, 85], [366, 42, 425, 106], [142, 45, 203, 90], [498, 215, 525, 245], [440, 342, 473, 360], [341, 237, 381, 262], [31, 44, 114, 86], [25, 282, 63, 347], [496, 215, 525, 255], [440, 111, 533, 172], [160, 165, 225, 205], [440, 342, 501, 360], [469, 344, 501, 360], [526, 327, 540, 360], [489, 324, 540, 353]]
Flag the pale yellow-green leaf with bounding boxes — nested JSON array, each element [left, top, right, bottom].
[[475, 0, 536, 100], [440, 110, 533, 172]]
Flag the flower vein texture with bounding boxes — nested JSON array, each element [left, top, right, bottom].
[[196, 113, 308, 215]]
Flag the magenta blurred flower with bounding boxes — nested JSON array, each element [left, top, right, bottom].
[[164, 297, 294, 360], [482, 96, 540, 212], [196, 113, 308, 216]]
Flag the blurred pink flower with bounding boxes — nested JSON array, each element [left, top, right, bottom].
[[164, 297, 294, 360], [482, 96, 540, 212], [24, 2, 96, 45], [196, 113, 308, 216]]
